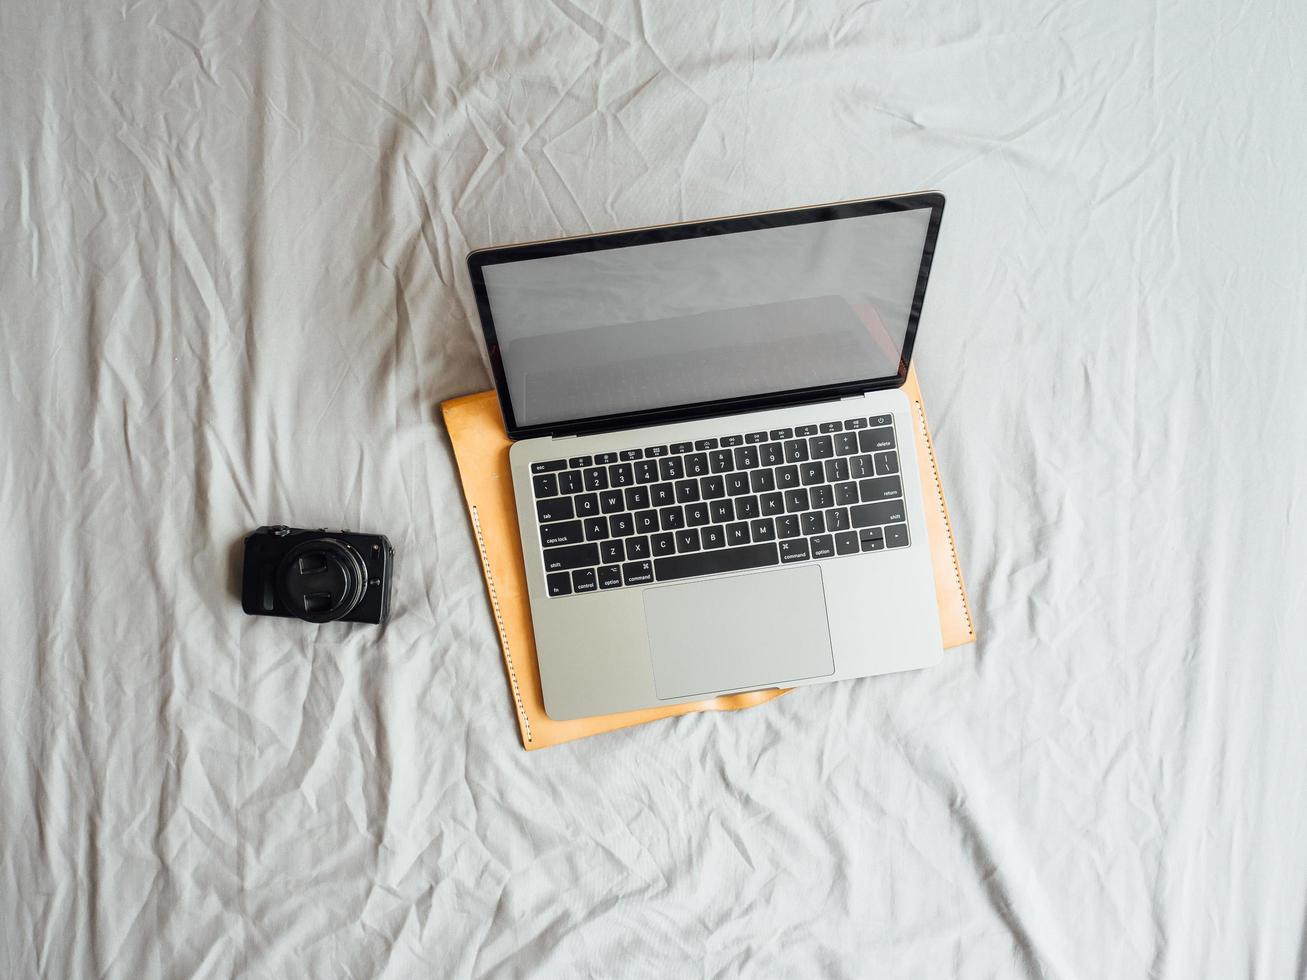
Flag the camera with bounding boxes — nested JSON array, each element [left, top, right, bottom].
[[241, 525, 393, 625]]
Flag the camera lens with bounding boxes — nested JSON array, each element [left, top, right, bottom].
[[275, 538, 369, 623]]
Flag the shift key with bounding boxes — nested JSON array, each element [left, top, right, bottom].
[[542, 542, 600, 572]]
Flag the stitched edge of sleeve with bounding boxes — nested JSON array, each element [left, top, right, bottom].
[[913, 399, 975, 640], [471, 505, 533, 743]]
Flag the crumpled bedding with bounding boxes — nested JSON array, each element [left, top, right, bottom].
[[3, 1, 1306, 976]]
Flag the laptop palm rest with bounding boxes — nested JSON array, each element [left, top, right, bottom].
[[643, 566, 836, 701]]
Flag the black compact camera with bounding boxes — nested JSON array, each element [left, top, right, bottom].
[[241, 525, 393, 625]]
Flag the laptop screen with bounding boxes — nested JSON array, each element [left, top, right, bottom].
[[469, 194, 943, 437]]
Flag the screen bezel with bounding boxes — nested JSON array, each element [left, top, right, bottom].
[[466, 191, 945, 440]]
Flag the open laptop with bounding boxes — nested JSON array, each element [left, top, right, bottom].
[[466, 192, 946, 720]]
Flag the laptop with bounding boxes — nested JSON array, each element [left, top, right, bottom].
[[466, 192, 947, 720]]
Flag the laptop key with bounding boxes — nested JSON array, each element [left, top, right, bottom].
[[626, 536, 650, 560], [536, 497, 574, 523], [885, 523, 910, 548], [796, 424, 818, 437], [531, 459, 567, 474], [694, 438, 719, 450], [810, 534, 836, 559], [850, 455, 876, 479], [733, 446, 760, 469], [801, 512, 825, 535], [819, 421, 843, 433], [659, 506, 685, 530], [760, 442, 784, 466], [608, 463, 634, 487], [859, 476, 903, 501], [685, 453, 710, 477], [835, 530, 860, 555], [600, 490, 624, 513], [701, 526, 726, 549], [532, 473, 559, 497], [769, 428, 793, 440], [844, 417, 867, 430], [735, 495, 760, 519], [875, 451, 899, 475], [568, 456, 592, 468], [809, 435, 834, 459], [558, 471, 583, 494], [620, 448, 644, 461], [870, 414, 892, 427], [543, 543, 600, 572], [658, 457, 683, 481], [670, 442, 693, 454], [851, 500, 907, 527], [675, 528, 701, 552], [825, 507, 850, 532], [595, 452, 619, 464], [572, 568, 597, 593], [710, 499, 734, 523], [652, 532, 676, 556], [710, 449, 735, 473], [650, 482, 676, 506], [834, 432, 859, 456], [859, 427, 896, 453], [800, 462, 824, 485], [779, 539, 810, 563], [725, 473, 751, 496], [635, 460, 660, 483], [824, 458, 849, 483], [597, 565, 623, 589], [645, 445, 668, 457], [685, 502, 711, 527], [634, 509, 659, 534], [750, 469, 775, 493], [810, 485, 834, 510], [719, 434, 743, 447], [609, 514, 636, 537], [760, 492, 784, 516], [835, 482, 859, 505], [726, 521, 751, 545], [654, 542, 779, 582], [675, 479, 700, 503], [584, 517, 609, 541], [783, 439, 809, 463], [623, 561, 654, 586], [746, 431, 768, 443], [860, 527, 886, 552], [784, 488, 810, 513], [540, 520, 584, 547], [750, 518, 776, 541], [776, 515, 801, 539], [776, 465, 799, 489], [547, 572, 572, 596], [600, 539, 625, 562], [575, 492, 600, 517], [583, 467, 608, 491], [700, 475, 726, 499], [625, 486, 650, 509]]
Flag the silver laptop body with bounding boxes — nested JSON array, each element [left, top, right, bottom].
[[468, 192, 947, 720]]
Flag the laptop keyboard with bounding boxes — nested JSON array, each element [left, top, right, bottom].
[[529, 414, 909, 597]]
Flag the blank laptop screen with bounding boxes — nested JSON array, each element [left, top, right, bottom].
[[480, 205, 934, 429]]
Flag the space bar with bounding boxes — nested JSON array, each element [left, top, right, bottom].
[[653, 543, 780, 582]]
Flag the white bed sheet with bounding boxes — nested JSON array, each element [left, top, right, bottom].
[[3, 1, 1306, 976]]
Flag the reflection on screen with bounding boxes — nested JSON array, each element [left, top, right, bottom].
[[482, 207, 933, 428]]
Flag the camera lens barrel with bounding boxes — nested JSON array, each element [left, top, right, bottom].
[[275, 537, 369, 623]]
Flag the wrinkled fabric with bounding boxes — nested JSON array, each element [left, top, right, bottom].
[[2, 1, 1306, 977]]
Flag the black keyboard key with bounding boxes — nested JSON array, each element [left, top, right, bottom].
[[726, 521, 751, 545], [825, 507, 850, 532], [719, 434, 743, 447], [658, 457, 684, 481], [674, 479, 700, 503], [835, 482, 859, 505], [784, 488, 810, 513], [725, 472, 751, 496], [547, 572, 572, 596], [824, 458, 849, 483], [746, 431, 768, 443], [626, 536, 650, 560], [625, 486, 650, 509], [675, 528, 701, 552], [654, 542, 779, 581], [635, 460, 660, 484], [598, 565, 623, 589], [779, 538, 810, 563], [859, 476, 903, 501], [583, 467, 608, 491], [670, 441, 693, 454], [700, 475, 725, 499], [536, 497, 574, 523], [776, 515, 801, 539], [769, 427, 794, 440], [609, 513, 636, 537], [710, 499, 734, 523], [735, 495, 760, 519], [850, 499, 907, 527], [835, 530, 860, 555], [844, 417, 867, 429], [584, 517, 609, 541], [870, 414, 893, 427], [652, 533, 676, 557], [634, 509, 659, 535], [701, 525, 726, 549], [645, 445, 668, 458], [543, 543, 600, 573], [796, 424, 818, 436], [623, 560, 654, 586], [620, 448, 644, 461], [750, 518, 776, 542], [608, 463, 634, 487], [810, 485, 834, 510], [800, 461, 825, 485], [860, 527, 886, 552], [760, 442, 784, 467], [801, 512, 825, 535], [532, 473, 559, 497], [650, 482, 676, 506], [575, 493, 600, 517], [783, 439, 809, 463], [859, 426, 896, 453], [776, 465, 800, 489], [885, 523, 909, 548], [810, 534, 836, 559], [558, 470, 583, 494], [659, 506, 685, 530], [760, 492, 784, 516], [540, 520, 584, 547], [733, 445, 760, 469], [685, 452, 710, 477], [595, 452, 619, 464], [709, 450, 735, 473], [572, 568, 597, 593], [568, 455, 593, 468], [875, 451, 899, 475], [600, 490, 625, 513], [694, 438, 719, 450], [531, 459, 567, 474], [834, 432, 859, 456], [819, 421, 843, 433], [851, 455, 876, 479], [809, 435, 834, 459], [600, 539, 625, 562], [745, 469, 770, 493], [685, 502, 711, 526]]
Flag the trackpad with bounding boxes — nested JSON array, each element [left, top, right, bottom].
[[643, 566, 835, 700]]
